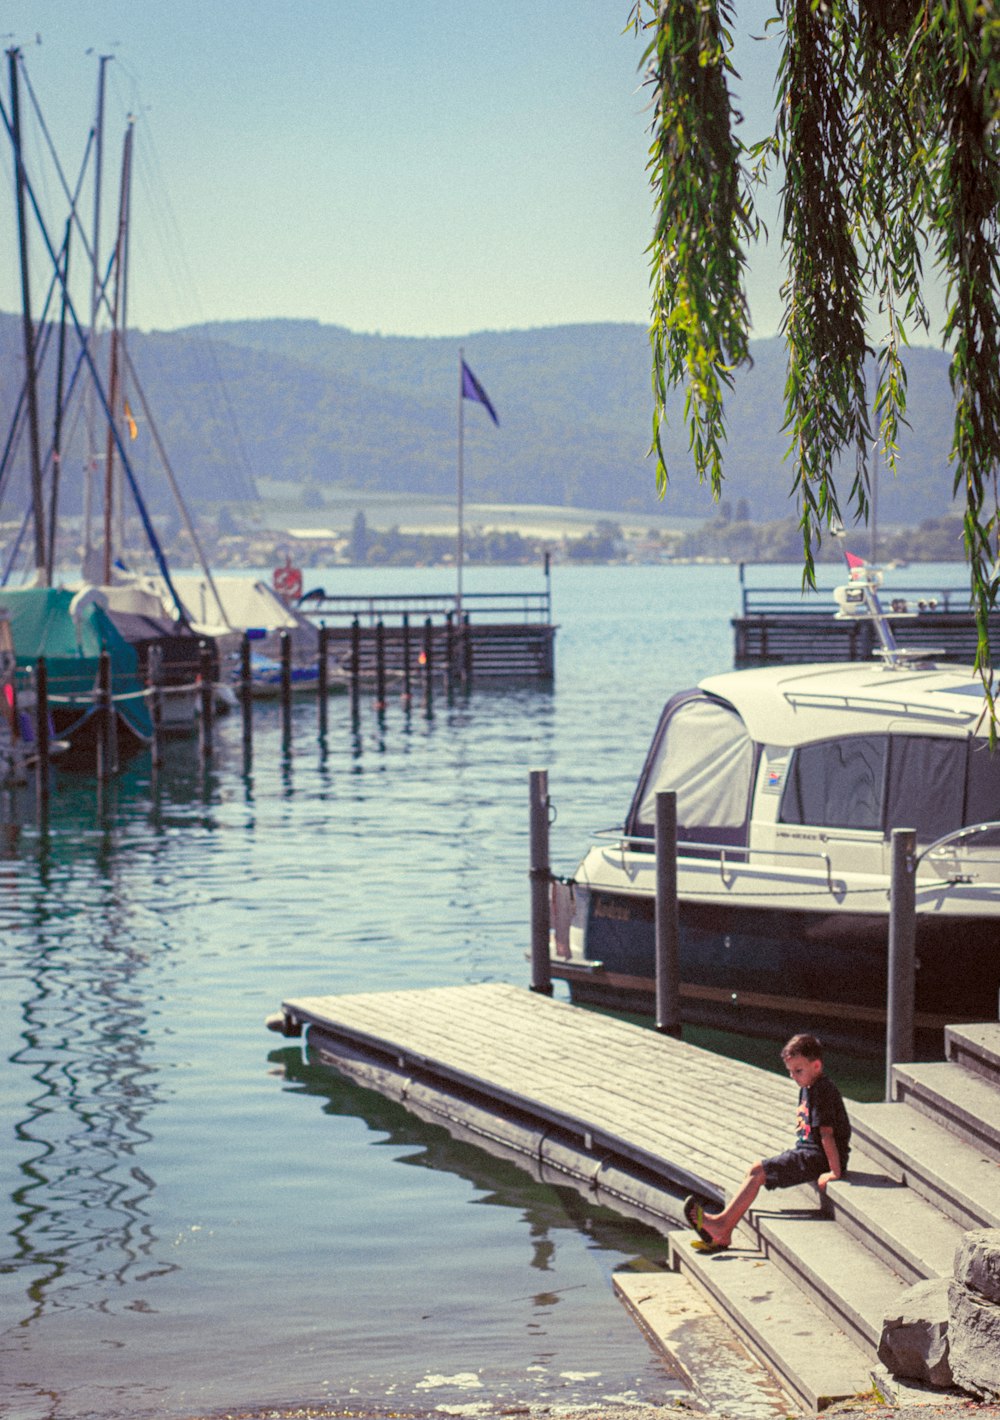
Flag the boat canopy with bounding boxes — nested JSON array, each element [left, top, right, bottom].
[[0, 587, 152, 742], [626, 690, 756, 845]]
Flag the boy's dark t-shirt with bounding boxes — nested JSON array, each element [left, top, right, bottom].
[[795, 1073, 851, 1165]]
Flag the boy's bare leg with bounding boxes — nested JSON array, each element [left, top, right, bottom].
[[702, 1161, 765, 1244]]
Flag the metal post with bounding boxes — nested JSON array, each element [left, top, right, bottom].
[[199, 640, 214, 760], [34, 655, 50, 814], [239, 632, 253, 762], [885, 827, 917, 1100], [654, 791, 681, 1036], [529, 768, 553, 995], [317, 625, 329, 735]]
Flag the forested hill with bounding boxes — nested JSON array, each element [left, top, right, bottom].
[[0, 313, 959, 524]]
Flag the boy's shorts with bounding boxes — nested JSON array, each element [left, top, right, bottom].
[[762, 1148, 832, 1190]]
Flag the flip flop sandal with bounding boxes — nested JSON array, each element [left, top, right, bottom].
[[682, 1193, 714, 1246], [690, 1238, 729, 1254]]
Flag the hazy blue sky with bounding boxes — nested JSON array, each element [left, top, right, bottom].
[[0, 2, 785, 337]]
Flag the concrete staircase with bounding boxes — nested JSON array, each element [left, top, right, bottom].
[[667, 1023, 1000, 1412]]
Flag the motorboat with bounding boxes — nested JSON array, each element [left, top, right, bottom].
[[550, 556, 1000, 1057]]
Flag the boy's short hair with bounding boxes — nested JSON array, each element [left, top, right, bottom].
[[781, 1032, 824, 1062]]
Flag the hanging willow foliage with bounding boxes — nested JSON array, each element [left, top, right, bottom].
[[635, 0, 1000, 695]]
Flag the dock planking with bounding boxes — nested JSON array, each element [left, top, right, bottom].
[[271, 981, 794, 1216]]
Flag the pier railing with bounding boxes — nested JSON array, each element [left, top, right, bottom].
[[298, 589, 553, 627], [740, 582, 969, 617]]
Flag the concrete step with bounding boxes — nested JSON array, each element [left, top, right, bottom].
[[823, 1147, 965, 1284], [850, 1098, 1000, 1230], [614, 1267, 796, 1418], [754, 1204, 909, 1353], [668, 1228, 873, 1412], [892, 1060, 1000, 1161], [946, 1023, 1000, 1086]]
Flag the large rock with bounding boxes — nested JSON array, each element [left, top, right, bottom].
[[878, 1278, 952, 1387], [949, 1279, 1000, 1399], [954, 1230, 1000, 1305]]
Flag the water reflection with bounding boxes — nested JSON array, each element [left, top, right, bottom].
[[5, 875, 175, 1329], [273, 1044, 663, 1264]]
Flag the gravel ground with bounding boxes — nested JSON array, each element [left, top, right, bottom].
[[175, 1399, 1000, 1420]]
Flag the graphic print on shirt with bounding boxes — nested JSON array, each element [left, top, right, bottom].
[[795, 1087, 811, 1147]]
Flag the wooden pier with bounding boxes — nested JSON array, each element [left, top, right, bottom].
[[268, 982, 1000, 1413], [732, 576, 993, 665], [301, 589, 556, 684]]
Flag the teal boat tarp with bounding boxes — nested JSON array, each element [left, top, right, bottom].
[[0, 587, 153, 744]]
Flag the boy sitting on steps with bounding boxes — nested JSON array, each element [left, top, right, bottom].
[[684, 1032, 851, 1253]]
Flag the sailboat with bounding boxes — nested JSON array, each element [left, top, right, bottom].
[[1, 52, 222, 757]]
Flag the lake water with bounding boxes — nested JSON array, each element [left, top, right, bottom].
[[0, 560, 964, 1420]]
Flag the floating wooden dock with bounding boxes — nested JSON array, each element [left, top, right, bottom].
[[732, 577, 993, 665], [268, 983, 1000, 1413]]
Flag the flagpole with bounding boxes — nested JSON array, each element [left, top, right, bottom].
[[457, 346, 465, 621]]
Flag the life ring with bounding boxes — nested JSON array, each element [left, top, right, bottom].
[[273, 561, 303, 602]]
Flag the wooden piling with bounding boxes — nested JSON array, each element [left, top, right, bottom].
[[239, 632, 253, 762], [462, 613, 473, 688], [422, 616, 433, 713], [96, 649, 116, 780], [445, 612, 455, 694], [199, 640, 214, 760], [529, 768, 553, 995], [654, 791, 681, 1037], [318, 624, 329, 735], [886, 827, 917, 1098], [375, 620, 386, 711], [279, 631, 292, 744], [34, 654, 50, 813], [401, 614, 412, 705], [350, 617, 361, 720], [149, 643, 164, 773]]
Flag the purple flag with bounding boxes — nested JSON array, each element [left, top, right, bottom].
[[461, 359, 499, 425]]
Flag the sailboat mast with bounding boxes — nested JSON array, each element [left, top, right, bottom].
[[8, 47, 47, 581], [83, 55, 109, 574], [102, 120, 133, 585]]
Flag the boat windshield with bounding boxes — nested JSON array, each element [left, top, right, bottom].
[[630, 694, 755, 844], [779, 733, 1000, 841]]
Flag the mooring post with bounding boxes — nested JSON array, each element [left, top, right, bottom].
[[96, 649, 114, 781], [529, 768, 553, 995], [317, 624, 329, 735], [239, 632, 253, 762], [279, 630, 292, 745], [375, 619, 386, 711], [34, 654, 50, 814], [886, 827, 917, 1100], [199, 640, 214, 760], [401, 614, 412, 706], [350, 616, 361, 721], [444, 611, 455, 696], [149, 643, 164, 773], [422, 616, 433, 713], [654, 791, 681, 1036], [462, 612, 473, 689]]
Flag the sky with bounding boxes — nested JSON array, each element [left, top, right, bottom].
[[0, 1, 786, 339]]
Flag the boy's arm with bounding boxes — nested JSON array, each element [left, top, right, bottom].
[[817, 1125, 842, 1191]]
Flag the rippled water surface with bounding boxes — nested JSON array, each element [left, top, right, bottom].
[[0, 562, 960, 1419]]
